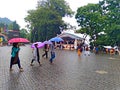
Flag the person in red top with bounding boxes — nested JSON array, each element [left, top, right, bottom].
[[110, 48, 115, 55]]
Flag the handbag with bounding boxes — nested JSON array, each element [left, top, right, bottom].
[[13, 52, 18, 64]]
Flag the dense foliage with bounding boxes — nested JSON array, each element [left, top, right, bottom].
[[25, 0, 73, 42], [75, 0, 120, 46]]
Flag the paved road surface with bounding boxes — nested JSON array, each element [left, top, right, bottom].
[[0, 45, 120, 90]]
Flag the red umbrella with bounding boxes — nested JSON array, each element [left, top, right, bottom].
[[8, 38, 30, 43]]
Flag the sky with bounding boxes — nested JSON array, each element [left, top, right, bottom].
[[0, 0, 100, 29]]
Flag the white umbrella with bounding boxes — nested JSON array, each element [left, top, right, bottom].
[[103, 46, 112, 49], [43, 41, 52, 44]]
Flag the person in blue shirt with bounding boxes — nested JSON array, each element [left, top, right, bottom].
[[10, 43, 23, 72], [49, 41, 55, 64], [95, 46, 99, 54]]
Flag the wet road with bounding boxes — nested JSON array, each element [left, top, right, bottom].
[[0, 45, 120, 90]]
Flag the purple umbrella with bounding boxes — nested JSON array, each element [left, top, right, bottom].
[[31, 42, 45, 48], [43, 41, 52, 44]]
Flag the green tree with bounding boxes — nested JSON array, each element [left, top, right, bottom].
[[0, 23, 8, 34], [8, 21, 20, 30], [25, 8, 63, 42], [0, 23, 4, 32], [25, 0, 73, 42], [20, 28, 28, 38], [75, 0, 120, 46], [76, 3, 106, 45], [37, 0, 73, 17], [99, 0, 120, 46]]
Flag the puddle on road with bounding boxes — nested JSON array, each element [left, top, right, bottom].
[[95, 70, 108, 74], [109, 57, 116, 60], [108, 57, 120, 60]]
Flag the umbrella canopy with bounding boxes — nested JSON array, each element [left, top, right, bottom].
[[103, 46, 112, 49], [31, 42, 45, 48], [49, 37, 64, 42], [43, 41, 52, 44], [8, 38, 30, 43]]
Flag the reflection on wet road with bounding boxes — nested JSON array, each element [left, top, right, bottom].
[[0, 45, 120, 90]]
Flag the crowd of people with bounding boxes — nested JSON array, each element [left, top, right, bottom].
[[9, 41, 120, 72], [76, 43, 120, 57], [10, 41, 56, 72]]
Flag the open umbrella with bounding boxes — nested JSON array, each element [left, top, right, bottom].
[[49, 37, 64, 42], [31, 42, 45, 48], [103, 46, 112, 49], [43, 41, 52, 44], [8, 38, 30, 43]]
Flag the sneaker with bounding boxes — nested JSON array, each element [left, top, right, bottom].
[[19, 68, 24, 72], [39, 63, 42, 66], [49, 60, 53, 64], [50, 62, 54, 65], [30, 63, 34, 66], [20, 67, 23, 69]]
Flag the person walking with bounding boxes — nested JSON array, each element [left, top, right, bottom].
[[110, 48, 115, 56], [95, 46, 99, 54], [30, 43, 42, 66], [42, 44, 49, 58], [84, 46, 90, 56], [10, 43, 23, 72], [77, 44, 82, 56], [49, 41, 55, 64]]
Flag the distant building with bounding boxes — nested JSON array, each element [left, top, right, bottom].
[[57, 30, 83, 50], [58, 32, 83, 40], [0, 30, 20, 46], [7, 30, 20, 40], [57, 30, 90, 50]]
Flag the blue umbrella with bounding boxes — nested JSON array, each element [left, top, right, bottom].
[[49, 37, 64, 42]]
